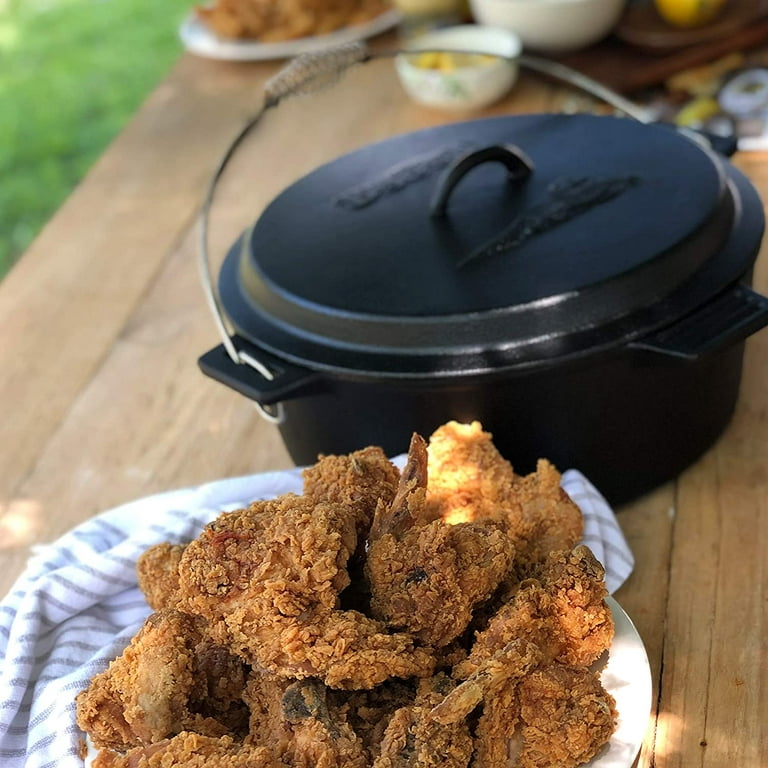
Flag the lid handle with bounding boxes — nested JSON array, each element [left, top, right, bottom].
[[430, 144, 534, 218]]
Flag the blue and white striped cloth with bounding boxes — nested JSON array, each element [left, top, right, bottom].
[[0, 465, 632, 768]]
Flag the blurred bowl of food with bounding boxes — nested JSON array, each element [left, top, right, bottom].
[[395, 24, 521, 111], [468, 0, 625, 53]]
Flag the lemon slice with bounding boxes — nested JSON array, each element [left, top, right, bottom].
[[654, 0, 728, 27]]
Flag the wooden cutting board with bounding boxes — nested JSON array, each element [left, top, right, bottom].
[[555, 0, 768, 94]]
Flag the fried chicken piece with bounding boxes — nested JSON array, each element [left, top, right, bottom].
[[236, 608, 435, 689], [511, 665, 616, 768], [179, 495, 356, 618], [431, 582, 615, 768], [281, 678, 369, 768], [91, 732, 288, 768], [76, 610, 249, 752], [340, 679, 417, 758], [463, 663, 616, 768], [304, 446, 401, 612], [303, 446, 401, 539], [429, 640, 541, 726], [178, 494, 434, 689], [245, 669, 371, 767], [425, 421, 520, 526], [424, 422, 583, 567], [430, 545, 613, 762], [366, 434, 515, 648], [457, 547, 614, 680], [373, 673, 473, 768], [509, 460, 584, 569], [137, 542, 186, 610]]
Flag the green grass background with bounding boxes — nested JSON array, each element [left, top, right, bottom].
[[0, 0, 191, 277]]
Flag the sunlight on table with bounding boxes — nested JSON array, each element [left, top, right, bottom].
[[0, 499, 43, 549]]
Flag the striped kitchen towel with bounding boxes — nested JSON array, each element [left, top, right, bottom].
[[0, 465, 632, 768]]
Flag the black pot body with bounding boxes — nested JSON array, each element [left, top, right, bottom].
[[272, 341, 744, 507], [202, 118, 768, 506]]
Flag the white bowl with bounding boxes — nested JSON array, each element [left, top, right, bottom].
[[395, 24, 521, 111], [468, 0, 625, 53]]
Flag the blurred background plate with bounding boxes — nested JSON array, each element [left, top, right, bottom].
[[180, 8, 401, 60]]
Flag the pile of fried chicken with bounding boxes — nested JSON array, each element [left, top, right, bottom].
[[76, 421, 617, 768], [196, 0, 391, 42]]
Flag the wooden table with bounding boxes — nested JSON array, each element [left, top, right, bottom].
[[1, 42, 766, 767]]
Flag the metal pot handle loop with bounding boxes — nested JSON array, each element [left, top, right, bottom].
[[430, 144, 534, 218]]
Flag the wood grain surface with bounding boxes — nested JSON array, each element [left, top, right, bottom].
[[0, 44, 766, 768]]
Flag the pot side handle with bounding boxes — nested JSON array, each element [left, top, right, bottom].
[[198, 337, 324, 406], [629, 284, 768, 360]]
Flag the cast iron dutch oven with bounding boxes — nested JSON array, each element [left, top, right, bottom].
[[200, 113, 768, 505]]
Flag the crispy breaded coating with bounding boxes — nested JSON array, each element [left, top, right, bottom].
[[80, 421, 619, 768], [91, 732, 288, 768], [137, 542, 186, 610], [177, 494, 435, 689], [373, 673, 473, 768], [513, 665, 617, 768], [424, 422, 583, 567], [457, 547, 614, 679], [425, 421, 520, 526], [510, 460, 584, 568], [367, 435, 515, 648], [76, 610, 248, 752], [303, 446, 401, 540]]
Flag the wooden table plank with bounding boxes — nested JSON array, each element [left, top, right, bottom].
[[654, 156, 768, 766]]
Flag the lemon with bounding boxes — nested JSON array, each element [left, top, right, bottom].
[[653, 0, 728, 27]]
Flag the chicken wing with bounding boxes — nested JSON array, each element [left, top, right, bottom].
[[458, 546, 614, 678], [366, 434, 515, 648]]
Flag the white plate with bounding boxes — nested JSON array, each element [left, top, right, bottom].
[[592, 596, 653, 767], [179, 9, 401, 61], [86, 597, 650, 766]]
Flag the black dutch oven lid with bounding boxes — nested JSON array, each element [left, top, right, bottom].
[[216, 113, 764, 379]]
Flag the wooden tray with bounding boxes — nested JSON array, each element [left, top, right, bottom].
[[616, 0, 768, 52], [556, 6, 768, 94]]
